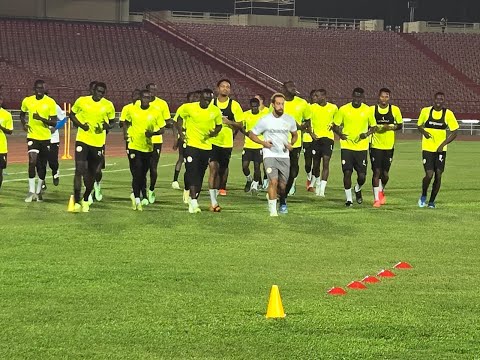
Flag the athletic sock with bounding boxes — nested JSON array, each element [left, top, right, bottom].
[[310, 175, 317, 188], [320, 180, 327, 195], [268, 199, 277, 214], [28, 178, 36, 193], [373, 187, 380, 201], [36, 179, 43, 194], [345, 188, 353, 202], [209, 189, 218, 206], [251, 181, 258, 190], [379, 179, 384, 191], [307, 171, 312, 181], [354, 183, 362, 192], [246, 174, 253, 182]]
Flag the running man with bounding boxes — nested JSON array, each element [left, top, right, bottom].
[[0, 95, 13, 196], [370, 88, 403, 207], [210, 79, 244, 196], [176, 89, 222, 213], [309, 89, 338, 197], [417, 92, 458, 208], [172, 90, 201, 191], [69, 82, 115, 212], [304, 90, 316, 191], [279, 81, 311, 199], [333, 88, 376, 207], [241, 97, 269, 194], [249, 93, 297, 216], [20, 80, 58, 202], [125, 90, 165, 211]]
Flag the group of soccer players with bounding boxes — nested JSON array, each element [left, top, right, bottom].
[[0, 78, 459, 215]]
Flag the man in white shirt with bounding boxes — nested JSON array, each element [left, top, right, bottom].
[[249, 93, 297, 216]]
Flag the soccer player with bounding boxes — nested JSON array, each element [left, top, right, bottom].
[[309, 89, 338, 197], [241, 97, 269, 194], [69, 82, 115, 212], [176, 89, 222, 213], [125, 90, 165, 211], [119, 89, 141, 198], [210, 79, 244, 197], [304, 90, 316, 191], [172, 90, 201, 191], [20, 80, 58, 202], [417, 92, 458, 208], [279, 81, 311, 201], [249, 93, 297, 216], [141, 83, 171, 204], [0, 95, 13, 195], [255, 93, 270, 190], [333, 88, 376, 207], [370, 88, 403, 207]]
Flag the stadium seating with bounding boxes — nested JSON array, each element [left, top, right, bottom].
[[0, 19, 253, 109], [167, 23, 480, 116]]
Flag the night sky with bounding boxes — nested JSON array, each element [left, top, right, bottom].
[[131, 0, 480, 26]]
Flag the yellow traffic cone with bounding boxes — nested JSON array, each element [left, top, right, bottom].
[[67, 195, 75, 212], [265, 285, 286, 319]]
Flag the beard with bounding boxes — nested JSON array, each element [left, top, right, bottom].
[[274, 109, 284, 117]]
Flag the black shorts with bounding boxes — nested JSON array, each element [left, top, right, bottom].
[[151, 143, 162, 164], [27, 138, 50, 158], [370, 148, 394, 172], [75, 141, 104, 167], [242, 148, 263, 163], [303, 141, 313, 158], [0, 153, 7, 169], [290, 147, 302, 162], [422, 151, 446, 172], [210, 145, 232, 168], [341, 149, 368, 174], [312, 138, 334, 159], [184, 146, 211, 187]]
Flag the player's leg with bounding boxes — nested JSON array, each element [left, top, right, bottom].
[[371, 148, 382, 207], [72, 142, 88, 212], [341, 149, 354, 206], [34, 142, 49, 201], [172, 140, 184, 190], [147, 144, 161, 203], [242, 149, 253, 192], [49, 142, 60, 186], [251, 154, 262, 194], [353, 150, 367, 204], [25, 140, 39, 202], [278, 158, 291, 214], [218, 148, 232, 195], [419, 151, 435, 207], [318, 139, 334, 197], [264, 158, 279, 216], [208, 146, 221, 209], [428, 152, 446, 208], [304, 142, 313, 190], [0, 154, 6, 191], [311, 140, 321, 195], [378, 149, 393, 205], [286, 148, 300, 197]]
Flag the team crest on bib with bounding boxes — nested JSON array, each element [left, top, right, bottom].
[[312, 150, 316, 155], [130, 153, 136, 159], [28, 141, 33, 146], [266, 167, 272, 174], [242, 150, 245, 155], [423, 158, 426, 164], [76, 146, 83, 152], [187, 156, 193, 163], [342, 160, 346, 165]]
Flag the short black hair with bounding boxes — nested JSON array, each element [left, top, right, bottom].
[[186, 91, 195, 100], [89, 81, 98, 89], [216, 79, 231, 87], [146, 83, 156, 90], [379, 88, 391, 95], [353, 87, 365, 95], [249, 97, 260, 105], [202, 88, 214, 95], [309, 89, 317, 96], [34, 79, 45, 87], [255, 94, 265, 102], [132, 88, 141, 94], [94, 82, 107, 90], [317, 89, 327, 94], [434, 91, 445, 97], [282, 80, 294, 87]]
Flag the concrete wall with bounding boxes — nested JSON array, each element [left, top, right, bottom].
[[0, 0, 129, 22], [404, 21, 480, 34]]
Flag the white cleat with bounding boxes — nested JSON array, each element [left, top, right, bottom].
[[25, 192, 36, 203], [171, 181, 181, 190]]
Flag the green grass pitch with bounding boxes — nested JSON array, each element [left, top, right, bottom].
[[0, 140, 479, 359]]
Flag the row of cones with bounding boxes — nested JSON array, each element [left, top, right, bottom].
[[327, 262, 412, 296], [265, 262, 412, 318]]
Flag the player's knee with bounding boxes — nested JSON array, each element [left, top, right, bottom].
[[425, 170, 434, 179], [357, 173, 366, 185]]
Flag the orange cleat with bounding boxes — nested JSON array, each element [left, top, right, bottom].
[[379, 191, 386, 205], [373, 200, 381, 208], [219, 189, 227, 196], [209, 204, 222, 212]]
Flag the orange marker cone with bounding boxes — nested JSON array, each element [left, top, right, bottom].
[[347, 281, 367, 290], [362, 275, 380, 284], [394, 262, 413, 269], [327, 287, 347, 295], [378, 269, 395, 278], [67, 195, 75, 212], [265, 285, 286, 319]]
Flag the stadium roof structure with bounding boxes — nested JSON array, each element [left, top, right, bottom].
[[234, 0, 295, 16]]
